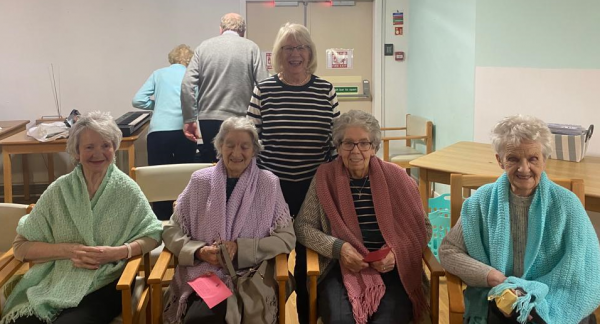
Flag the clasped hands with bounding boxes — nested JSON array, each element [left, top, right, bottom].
[[195, 240, 238, 266], [340, 242, 395, 273], [69, 244, 129, 270]]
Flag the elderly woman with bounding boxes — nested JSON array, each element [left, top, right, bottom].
[[132, 44, 197, 220], [439, 115, 600, 324], [1, 112, 163, 324], [247, 22, 339, 323], [162, 117, 295, 324], [294, 110, 432, 324]]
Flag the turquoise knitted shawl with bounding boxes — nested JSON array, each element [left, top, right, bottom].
[[462, 172, 600, 324], [0, 164, 163, 324]]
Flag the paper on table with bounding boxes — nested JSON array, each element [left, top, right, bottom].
[[188, 273, 232, 309], [363, 247, 391, 263]]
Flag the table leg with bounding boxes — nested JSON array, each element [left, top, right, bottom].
[[3, 152, 12, 203], [47, 153, 55, 182], [419, 168, 430, 212], [22, 155, 30, 202], [128, 145, 135, 177]]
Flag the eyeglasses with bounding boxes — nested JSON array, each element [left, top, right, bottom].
[[281, 45, 310, 54], [340, 141, 372, 151]]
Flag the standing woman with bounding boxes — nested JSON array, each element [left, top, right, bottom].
[[247, 22, 339, 324], [132, 44, 197, 220]]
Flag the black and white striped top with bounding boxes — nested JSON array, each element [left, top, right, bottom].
[[350, 177, 385, 251], [247, 74, 340, 182]]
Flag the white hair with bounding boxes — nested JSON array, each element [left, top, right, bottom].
[[491, 114, 553, 159], [332, 110, 381, 152], [272, 23, 317, 74], [66, 111, 122, 164], [214, 117, 263, 158]]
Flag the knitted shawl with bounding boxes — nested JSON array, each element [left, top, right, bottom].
[[163, 159, 291, 324], [0, 164, 163, 324], [315, 157, 428, 324], [462, 172, 600, 324]]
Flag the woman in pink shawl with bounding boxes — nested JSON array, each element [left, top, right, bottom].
[[294, 110, 432, 324], [162, 117, 295, 324]]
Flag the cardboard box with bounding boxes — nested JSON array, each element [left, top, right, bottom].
[[549, 125, 594, 162]]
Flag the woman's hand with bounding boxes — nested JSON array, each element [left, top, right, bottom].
[[196, 245, 220, 266], [340, 243, 368, 273], [222, 241, 238, 261], [70, 245, 127, 269], [370, 250, 396, 273], [487, 268, 507, 287]]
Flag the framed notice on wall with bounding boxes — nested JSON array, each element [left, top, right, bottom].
[[326, 49, 354, 69]]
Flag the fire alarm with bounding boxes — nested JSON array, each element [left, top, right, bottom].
[[395, 51, 405, 61]]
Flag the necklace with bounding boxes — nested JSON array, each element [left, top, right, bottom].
[[279, 72, 311, 86], [353, 176, 369, 199]]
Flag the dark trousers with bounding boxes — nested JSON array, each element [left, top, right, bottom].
[[318, 263, 413, 324], [12, 279, 122, 324], [198, 120, 223, 163], [280, 179, 312, 324], [183, 294, 227, 324], [147, 130, 197, 220]]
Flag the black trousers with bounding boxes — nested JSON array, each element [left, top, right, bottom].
[[12, 279, 122, 324], [318, 263, 413, 324], [280, 179, 312, 324], [147, 130, 197, 220], [183, 294, 227, 324], [198, 120, 223, 163]]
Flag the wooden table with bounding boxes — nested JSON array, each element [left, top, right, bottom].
[[1, 123, 148, 203], [1, 121, 30, 200], [410, 141, 600, 212]]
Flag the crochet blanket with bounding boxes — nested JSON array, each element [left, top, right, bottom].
[[316, 157, 428, 324], [163, 159, 291, 324], [0, 164, 163, 324], [462, 172, 600, 324]]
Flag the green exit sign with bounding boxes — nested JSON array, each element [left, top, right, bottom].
[[335, 87, 358, 93]]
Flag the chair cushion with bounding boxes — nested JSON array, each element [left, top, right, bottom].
[[0, 203, 29, 251]]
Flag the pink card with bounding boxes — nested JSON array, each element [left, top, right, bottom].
[[363, 247, 391, 263], [188, 274, 232, 309]]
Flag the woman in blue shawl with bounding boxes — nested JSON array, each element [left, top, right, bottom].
[[439, 115, 600, 324]]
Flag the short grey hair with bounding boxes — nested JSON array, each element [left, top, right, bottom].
[[491, 114, 553, 159], [220, 13, 246, 35], [332, 110, 382, 152], [272, 23, 317, 74], [214, 117, 263, 158], [66, 111, 122, 164]]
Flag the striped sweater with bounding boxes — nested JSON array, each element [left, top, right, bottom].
[[247, 74, 340, 182]]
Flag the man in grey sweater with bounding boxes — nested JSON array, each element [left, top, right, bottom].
[[181, 13, 268, 162]]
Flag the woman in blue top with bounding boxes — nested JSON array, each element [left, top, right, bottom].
[[132, 44, 197, 220]]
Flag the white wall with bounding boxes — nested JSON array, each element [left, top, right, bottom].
[[0, 0, 242, 184], [474, 67, 599, 156]]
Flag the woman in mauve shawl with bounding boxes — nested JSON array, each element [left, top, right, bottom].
[[162, 117, 295, 324]]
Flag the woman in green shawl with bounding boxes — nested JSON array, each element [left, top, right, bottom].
[[1, 111, 163, 324]]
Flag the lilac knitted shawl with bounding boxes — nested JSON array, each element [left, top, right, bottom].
[[163, 159, 291, 323]]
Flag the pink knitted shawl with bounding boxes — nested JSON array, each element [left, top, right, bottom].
[[315, 157, 428, 324], [164, 159, 291, 323]]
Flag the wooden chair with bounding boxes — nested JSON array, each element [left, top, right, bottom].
[[381, 114, 433, 173], [307, 247, 445, 324], [446, 174, 590, 324], [148, 247, 290, 324], [0, 203, 29, 254], [0, 204, 151, 324]]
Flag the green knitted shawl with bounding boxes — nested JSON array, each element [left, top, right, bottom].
[[0, 164, 162, 324], [462, 172, 600, 324]]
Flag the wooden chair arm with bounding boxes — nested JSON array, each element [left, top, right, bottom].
[[275, 253, 288, 281], [148, 249, 173, 285], [0, 250, 24, 288], [380, 127, 407, 131], [422, 247, 444, 277], [446, 272, 465, 314], [117, 255, 143, 290], [382, 135, 428, 141], [306, 248, 320, 276]]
